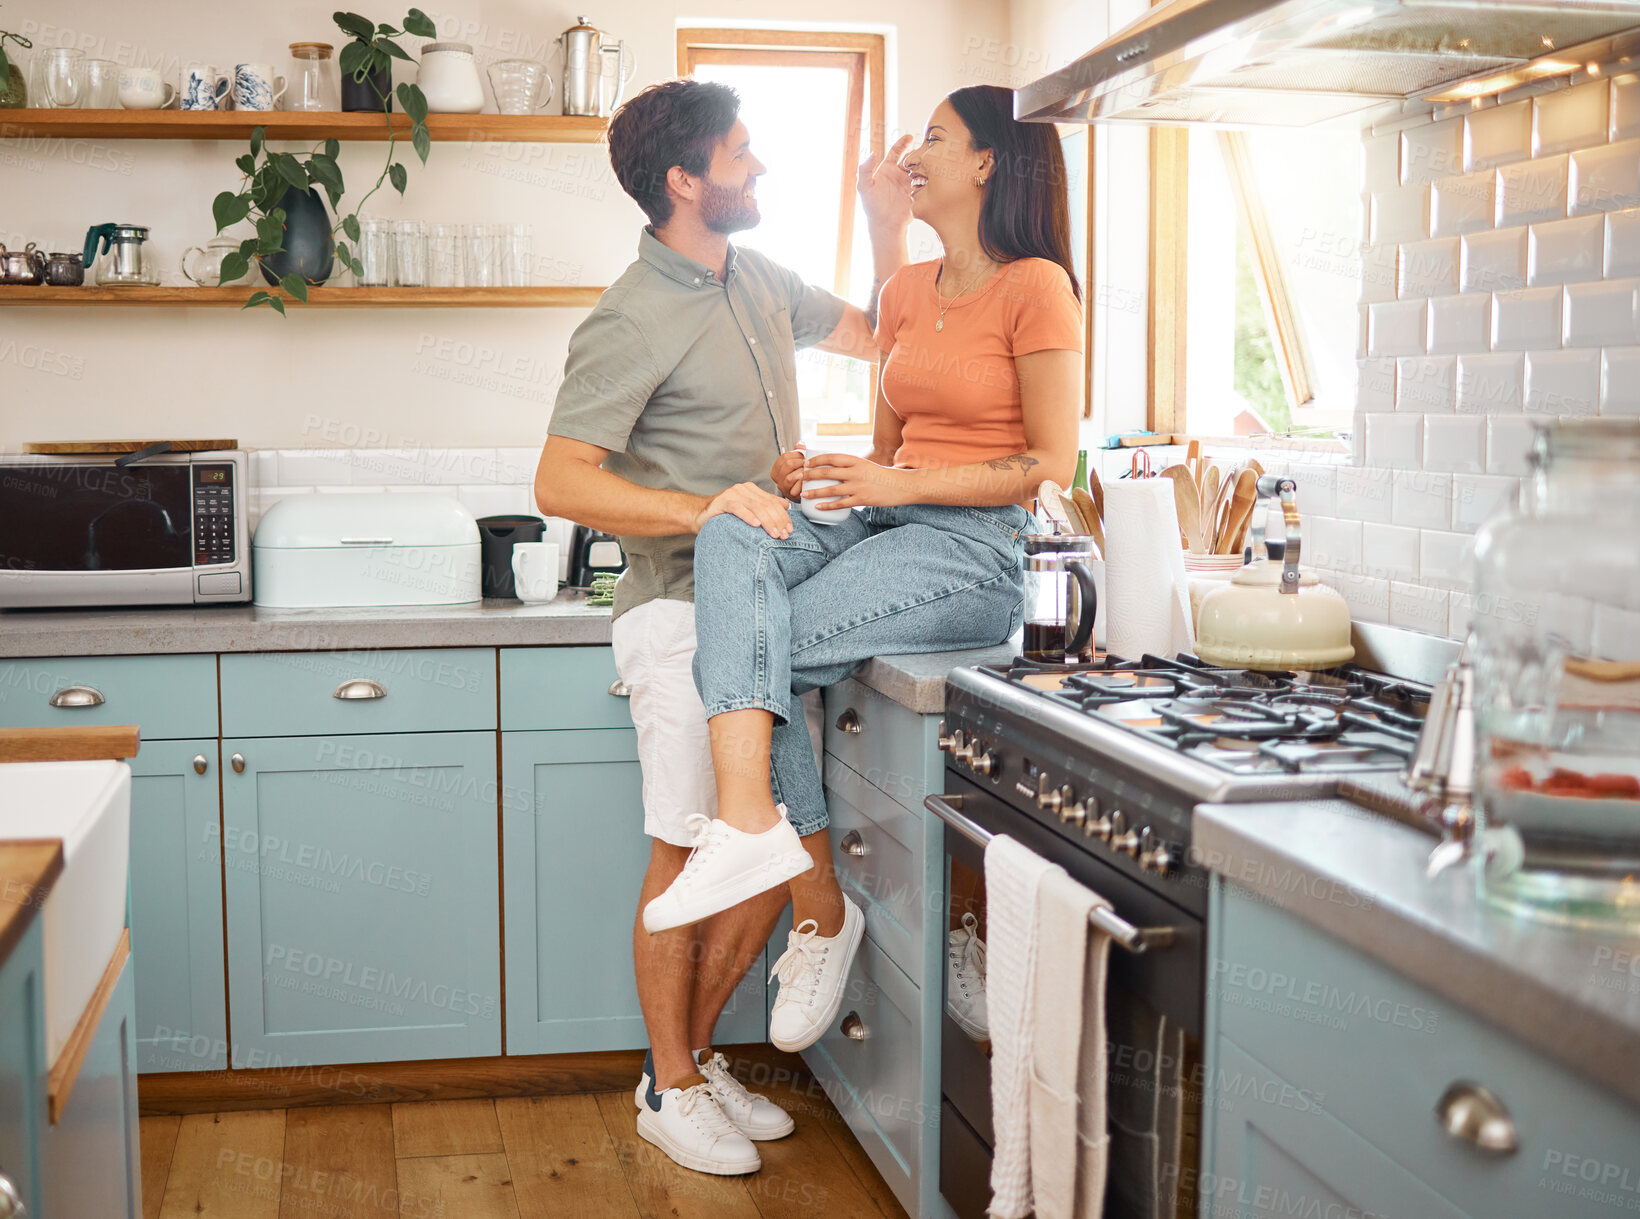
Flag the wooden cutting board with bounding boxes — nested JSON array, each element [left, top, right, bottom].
[[23, 439, 237, 453]]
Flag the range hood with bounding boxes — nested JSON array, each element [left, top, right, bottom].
[[1015, 0, 1640, 128]]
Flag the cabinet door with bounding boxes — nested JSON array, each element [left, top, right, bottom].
[[222, 731, 501, 1065], [129, 739, 228, 1073], [0, 920, 45, 1219], [501, 729, 763, 1054]]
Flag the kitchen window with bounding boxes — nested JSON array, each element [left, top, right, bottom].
[[678, 29, 885, 435]]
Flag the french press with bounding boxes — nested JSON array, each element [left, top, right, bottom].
[[557, 16, 629, 116], [1023, 531, 1098, 664]]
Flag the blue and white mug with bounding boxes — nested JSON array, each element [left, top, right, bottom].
[[232, 63, 287, 111], [181, 63, 231, 111]]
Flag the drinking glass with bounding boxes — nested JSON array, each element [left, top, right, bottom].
[[359, 217, 397, 286], [80, 58, 120, 108], [394, 219, 429, 287], [465, 223, 500, 288], [499, 223, 532, 287], [43, 49, 83, 108], [430, 223, 465, 287]]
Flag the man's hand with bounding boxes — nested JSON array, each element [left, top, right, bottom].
[[772, 447, 807, 501], [800, 453, 910, 510], [693, 482, 795, 538], [858, 134, 914, 235]]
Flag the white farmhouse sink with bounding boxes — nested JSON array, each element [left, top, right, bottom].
[[0, 760, 131, 1067]]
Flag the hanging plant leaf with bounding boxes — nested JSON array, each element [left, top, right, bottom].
[[279, 273, 310, 304], [404, 8, 436, 38], [396, 81, 428, 123], [269, 296, 287, 316], [373, 37, 412, 62], [333, 11, 375, 40], [242, 290, 273, 309], [307, 153, 344, 194], [256, 212, 284, 254], [238, 238, 260, 260], [343, 213, 361, 243], [219, 251, 250, 285], [235, 153, 255, 176], [411, 122, 431, 166], [324, 138, 341, 161], [388, 161, 407, 195], [274, 153, 310, 191], [338, 39, 369, 81], [213, 191, 252, 233], [251, 126, 265, 157]]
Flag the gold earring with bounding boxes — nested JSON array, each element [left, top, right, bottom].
[[974, 176, 986, 188]]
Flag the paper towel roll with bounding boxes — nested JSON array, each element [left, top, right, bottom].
[[1102, 478, 1196, 663]]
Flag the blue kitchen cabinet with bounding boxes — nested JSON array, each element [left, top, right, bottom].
[[221, 730, 501, 1066], [129, 739, 228, 1073], [0, 919, 46, 1219]]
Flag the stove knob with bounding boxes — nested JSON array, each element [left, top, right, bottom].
[[1083, 799, 1111, 841], [969, 749, 999, 776], [937, 721, 959, 753], [1060, 797, 1087, 828], [1036, 775, 1069, 813], [1138, 827, 1177, 875], [1109, 810, 1140, 857]]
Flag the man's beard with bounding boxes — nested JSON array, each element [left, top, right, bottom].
[[701, 177, 760, 234]]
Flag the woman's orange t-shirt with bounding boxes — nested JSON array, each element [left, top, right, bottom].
[[872, 256, 1083, 476]]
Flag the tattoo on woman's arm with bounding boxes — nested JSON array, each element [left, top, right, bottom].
[[980, 453, 1040, 474], [864, 276, 884, 330]]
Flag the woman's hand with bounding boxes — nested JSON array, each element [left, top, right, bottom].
[[799, 453, 912, 509], [771, 447, 807, 501]]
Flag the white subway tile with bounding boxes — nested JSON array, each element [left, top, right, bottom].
[[1456, 352, 1525, 414], [1562, 278, 1640, 347], [1357, 357, 1397, 410], [1569, 137, 1640, 215], [1336, 465, 1394, 524], [1465, 100, 1532, 172], [1486, 415, 1538, 475], [351, 448, 428, 485], [1368, 299, 1428, 357], [1426, 294, 1489, 355], [1524, 348, 1600, 416], [1395, 355, 1456, 412], [1496, 154, 1569, 226], [493, 447, 540, 485], [1613, 73, 1640, 141], [1364, 413, 1424, 469], [1328, 569, 1390, 624], [1357, 303, 1370, 359], [1398, 237, 1458, 297], [1605, 209, 1640, 278], [1390, 581, 1450, 636], [1453, 473, 1522, 531], [1370, 184, 1430, 246], [249, 449, 277, 489], [1459, 227, 1527, 293], [1363, 131, 1401, 196], [1392, 469, 1452, 529], [1307, 516, 1362, 570], [1532, 79, 1611, 158], [1423, 414, 1487, 473], [1430, 170, 1495, 238], [276, 449, 353, 486], [1601, 348, 1640, 415], [1402, 117, 1464, 185], [457, 485, 534, 519], [1360, 244, 1399, 304], [1527, 214, 1605, 285], [1449, 591, 1475, 640], [1419, 529, 1476, 590], [1362, 522, 1421, 581], [1286, 462, 1338, 518], [426, 448, 498, 485], [1490, 286, 1562, 351]]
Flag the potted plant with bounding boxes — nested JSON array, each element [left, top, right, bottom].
[[0, 8, 33, 108], [337, 9, 428, 112], [211, 8, 435, 314]]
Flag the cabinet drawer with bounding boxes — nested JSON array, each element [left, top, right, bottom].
[[805, 934, 921, 1212], [500, 646, 633, 731], [221, 648, 494, 737], [0, 654, 216, 739], [822, 679, 937, 813], [1214, 882, 1640, 1217], [823, 754, 925, 980]]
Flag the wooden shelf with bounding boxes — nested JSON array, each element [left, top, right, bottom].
[[0, 285, 604, 308], [0, 108, 607, 143]]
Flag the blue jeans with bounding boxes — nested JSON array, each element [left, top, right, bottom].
[[692, 503, 1030, 837]]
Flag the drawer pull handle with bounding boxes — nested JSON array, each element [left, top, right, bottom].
[[231, 753, 246, 774], [193, 754, 209, 775], [835, 708, 862, 735], [0, 1172, 24, 1217], [332, 679, 387, 701], [608, 679, 632, 698], [1435, 1082, 1518, 1156], [841, 830, 869, 857], [841, 1011, 868, 1041], [49, 684, 104, 709]]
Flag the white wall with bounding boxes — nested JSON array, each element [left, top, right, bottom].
[[0, 0, 1008, 452]]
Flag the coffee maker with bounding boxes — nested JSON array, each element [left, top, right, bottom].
[[568, 524, 626, 588]]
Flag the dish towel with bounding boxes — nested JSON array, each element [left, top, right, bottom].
[[1028, 868, 1114, 1219], [984, 834, 1064, 1219]]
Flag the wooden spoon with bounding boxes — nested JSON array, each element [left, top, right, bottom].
[[1219, 467, 1259, 555], [1059, 489, 1089, 534], [1072, 487, 1104, 556], [1208, 461, 1241, 550], [1199, 464, 1221, 548], [1160, 464, 1201, 551], [1086, 467, 1105, 531], [1037, 479, 1074, 529]]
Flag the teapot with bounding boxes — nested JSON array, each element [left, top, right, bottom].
[[83, 222, 159, 286], [0, 241, 47, 285]]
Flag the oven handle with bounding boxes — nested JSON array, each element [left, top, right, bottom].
[[924, 792, 1178, 955]]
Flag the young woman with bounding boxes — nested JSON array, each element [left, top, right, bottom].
[[643, 84, 1083, 1050]]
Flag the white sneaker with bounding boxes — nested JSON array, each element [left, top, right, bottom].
[[642, 807, 814, 934], [768, 896, 864, 1052], [634, 1064, 761, 1176], [946, 912, 989, 1041], [699, 1050, 795, 1140]]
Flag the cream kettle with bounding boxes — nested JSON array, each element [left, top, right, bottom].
[[1194, 475, 1354, 671]]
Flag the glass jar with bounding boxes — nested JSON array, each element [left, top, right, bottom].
[[1470, 418, 1640, 929], [287, 42, 338, 111]]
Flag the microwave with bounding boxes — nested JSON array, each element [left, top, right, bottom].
[[0, 450, 252, 608]]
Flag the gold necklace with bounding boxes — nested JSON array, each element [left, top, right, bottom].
[[933, 257, 993, 332]]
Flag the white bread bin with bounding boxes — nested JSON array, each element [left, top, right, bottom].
[[253, 493, 481, 607]]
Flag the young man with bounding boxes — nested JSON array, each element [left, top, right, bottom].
[[535, 79, 910, 1176]]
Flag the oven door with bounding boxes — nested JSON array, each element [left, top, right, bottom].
[[934, 773, 1203, 1219]]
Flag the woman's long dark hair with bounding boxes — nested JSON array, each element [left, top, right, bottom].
[[946, 85, 1080, 301]]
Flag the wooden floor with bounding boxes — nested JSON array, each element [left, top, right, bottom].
[[139, 1073, 910, 1219]]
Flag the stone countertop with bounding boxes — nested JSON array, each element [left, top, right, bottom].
[[1194, 795, 1640, 1112], [0, 839, 62, 969], [0, 598, 998, 715]]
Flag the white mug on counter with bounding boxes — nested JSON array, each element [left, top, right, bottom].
[[233, 63, 287, 111], [118, 66, 175, 110], [511, 541, 560, 603]]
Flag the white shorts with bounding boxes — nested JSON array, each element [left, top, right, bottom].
[[611, 598, 822, 848]]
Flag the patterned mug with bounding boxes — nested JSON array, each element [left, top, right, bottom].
[[181, 63, 231, 111], [232, 63, 287, 111]]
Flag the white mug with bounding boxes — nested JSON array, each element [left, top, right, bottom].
[[511, 541, 560, 603], [232, 63, 287, 111], [117, 66, 175, 110], [800, 455, 852, 526]]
